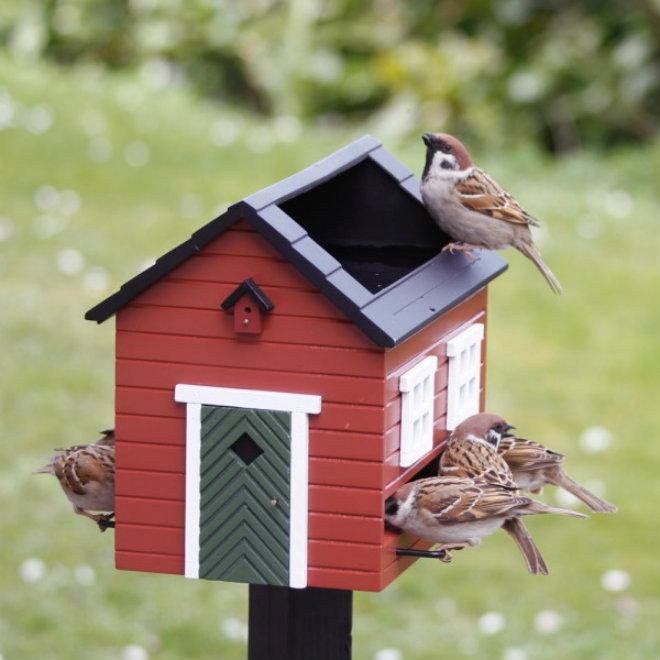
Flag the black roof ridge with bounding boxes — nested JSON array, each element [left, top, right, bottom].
[[221, 278, 275, 312], [85, 135, 507, 346]]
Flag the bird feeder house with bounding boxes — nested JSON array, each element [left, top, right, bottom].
[[86, 135, 507, 592]]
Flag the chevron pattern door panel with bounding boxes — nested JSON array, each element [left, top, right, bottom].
[[198, 405, 291, 585]]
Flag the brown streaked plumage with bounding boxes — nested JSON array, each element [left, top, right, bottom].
[[385, 474, 585, 569], [420, 132, 562, 293], [35, 429, 115, 531], [439, 413, 552, 574], [498, 435, 617, 513]]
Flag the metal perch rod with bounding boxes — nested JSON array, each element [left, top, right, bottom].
[[396, 547, 448, 559]]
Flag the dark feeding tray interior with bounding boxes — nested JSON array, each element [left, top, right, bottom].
[[279, 158, 448, 294]]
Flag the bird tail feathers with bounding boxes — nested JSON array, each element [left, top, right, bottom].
[[503, 517, 549, 575], [521, 500, 587, 519], [546, 468, 617, 513], [517, 242, 563, 294]]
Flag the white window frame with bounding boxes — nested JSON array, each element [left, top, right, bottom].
[[174, 384, 321, 589], [399, 355, 438, 467], [446, 323, 484, 431]]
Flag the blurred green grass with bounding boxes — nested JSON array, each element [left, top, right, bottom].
[[1, 57, 659, 660]]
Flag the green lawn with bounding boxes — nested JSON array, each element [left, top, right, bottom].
[[1, 56, 659, 660]]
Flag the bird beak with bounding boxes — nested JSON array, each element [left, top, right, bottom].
[[422, 133, 434, 148], [503, 424, 516, 438]]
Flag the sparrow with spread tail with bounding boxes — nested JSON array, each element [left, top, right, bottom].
[[439, 413, 553, 574], [498, 432, 617, 513], [385, 474, 585, 568], [35, 429, 115, 531], [420, 132, 563, 294]]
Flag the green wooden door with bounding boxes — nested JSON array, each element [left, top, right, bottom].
[[199, 405, 291, 585]]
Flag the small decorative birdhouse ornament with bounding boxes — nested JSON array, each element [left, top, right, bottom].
[[221, 278, 274, 336]]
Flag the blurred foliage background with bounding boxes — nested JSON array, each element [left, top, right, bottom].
[[1, 0, 660, 151], [1, 2, 660, 660]]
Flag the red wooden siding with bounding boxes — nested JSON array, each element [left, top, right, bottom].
[[113, 218, 490, 592]]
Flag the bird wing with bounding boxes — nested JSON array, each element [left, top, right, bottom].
[[498, 436, 565, 472], [52, 444, 114, 494], [421, 477, 529, 523], [440, 438, 518, 489], [455, 168, 539, 227]]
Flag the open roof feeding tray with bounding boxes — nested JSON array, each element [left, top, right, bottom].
[[279, 158, 447, 293]]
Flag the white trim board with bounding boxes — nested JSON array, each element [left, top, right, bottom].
[[175, 384, 321, 414], [178, 383, 319, 589]]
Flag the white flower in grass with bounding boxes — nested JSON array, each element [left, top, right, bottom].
[[601, 569, 630, 592], [124, 141, 150, 167], [579, 426, 612, 454], [503, 648, 528, 660], [0, 91, 17, 129], [478, 611, 506, 635], [220, 617, 248, 642], [554, 487, 580, 508], [33, 214, 68, 239], [20, 557, 46, 583], [121, 644, 149, 660], [179, 193, 202, 220], [35, 185, 60, 211], [273, 115, 302, 143], [534, 610, 562, 634], [603, 190, 633, 219], [138, 258, 156, 273], [88, 137, 113, 163], [84, 267, 110, 294], [210, 118, 242, 147], [0, 218, 15, 241], [57, 248, 85, 275], [74, 564, 96, 586], [23, 106, 53, 134], [59, 189, 81, 216], [374, 648, 402, 660]]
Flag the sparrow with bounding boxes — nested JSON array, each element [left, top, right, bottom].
[[498, 433, 617, 513], [439, 413, 553, 574], [420, 132, 563, 294], [385, 474, 585, 568], [35, 429, 115, 531]]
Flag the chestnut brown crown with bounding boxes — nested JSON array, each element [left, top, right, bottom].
[[422, 132, 473, 170]]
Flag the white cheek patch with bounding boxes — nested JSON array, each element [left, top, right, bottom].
[[430, 152, 458, 177]]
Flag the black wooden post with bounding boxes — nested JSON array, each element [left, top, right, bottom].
[[248, 585, 353, 660]]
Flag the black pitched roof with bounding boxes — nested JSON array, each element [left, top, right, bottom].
[[221, 278, 274, 312], [85, 135, 507, 347]]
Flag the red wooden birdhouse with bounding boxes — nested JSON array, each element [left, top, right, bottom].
[[86, 136, 507, 592]]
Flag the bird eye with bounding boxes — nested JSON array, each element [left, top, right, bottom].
[[439, 142, 452, 154]]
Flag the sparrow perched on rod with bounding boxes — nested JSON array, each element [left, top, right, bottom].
[[439, 413, 556, 574], [35, 429, 115, 531], [385, 474, 585, 570], [420, 132, 563, 294], [498, 432, 617, 513]]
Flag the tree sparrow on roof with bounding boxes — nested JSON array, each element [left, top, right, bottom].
[[35, 429, 115, 531], [498, 432, 617, 513], [420, 132, 563, 294]]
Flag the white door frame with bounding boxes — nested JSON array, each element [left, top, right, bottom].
[[174, 384, 321, 589]]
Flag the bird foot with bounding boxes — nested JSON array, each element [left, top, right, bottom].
[[435, 542, 471, 562], [96, 513, 115, 532], [442, 242, 480, 262]]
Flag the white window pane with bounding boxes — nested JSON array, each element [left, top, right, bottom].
[[399, 355, 439, 467], [469, 344, 477, 366]]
